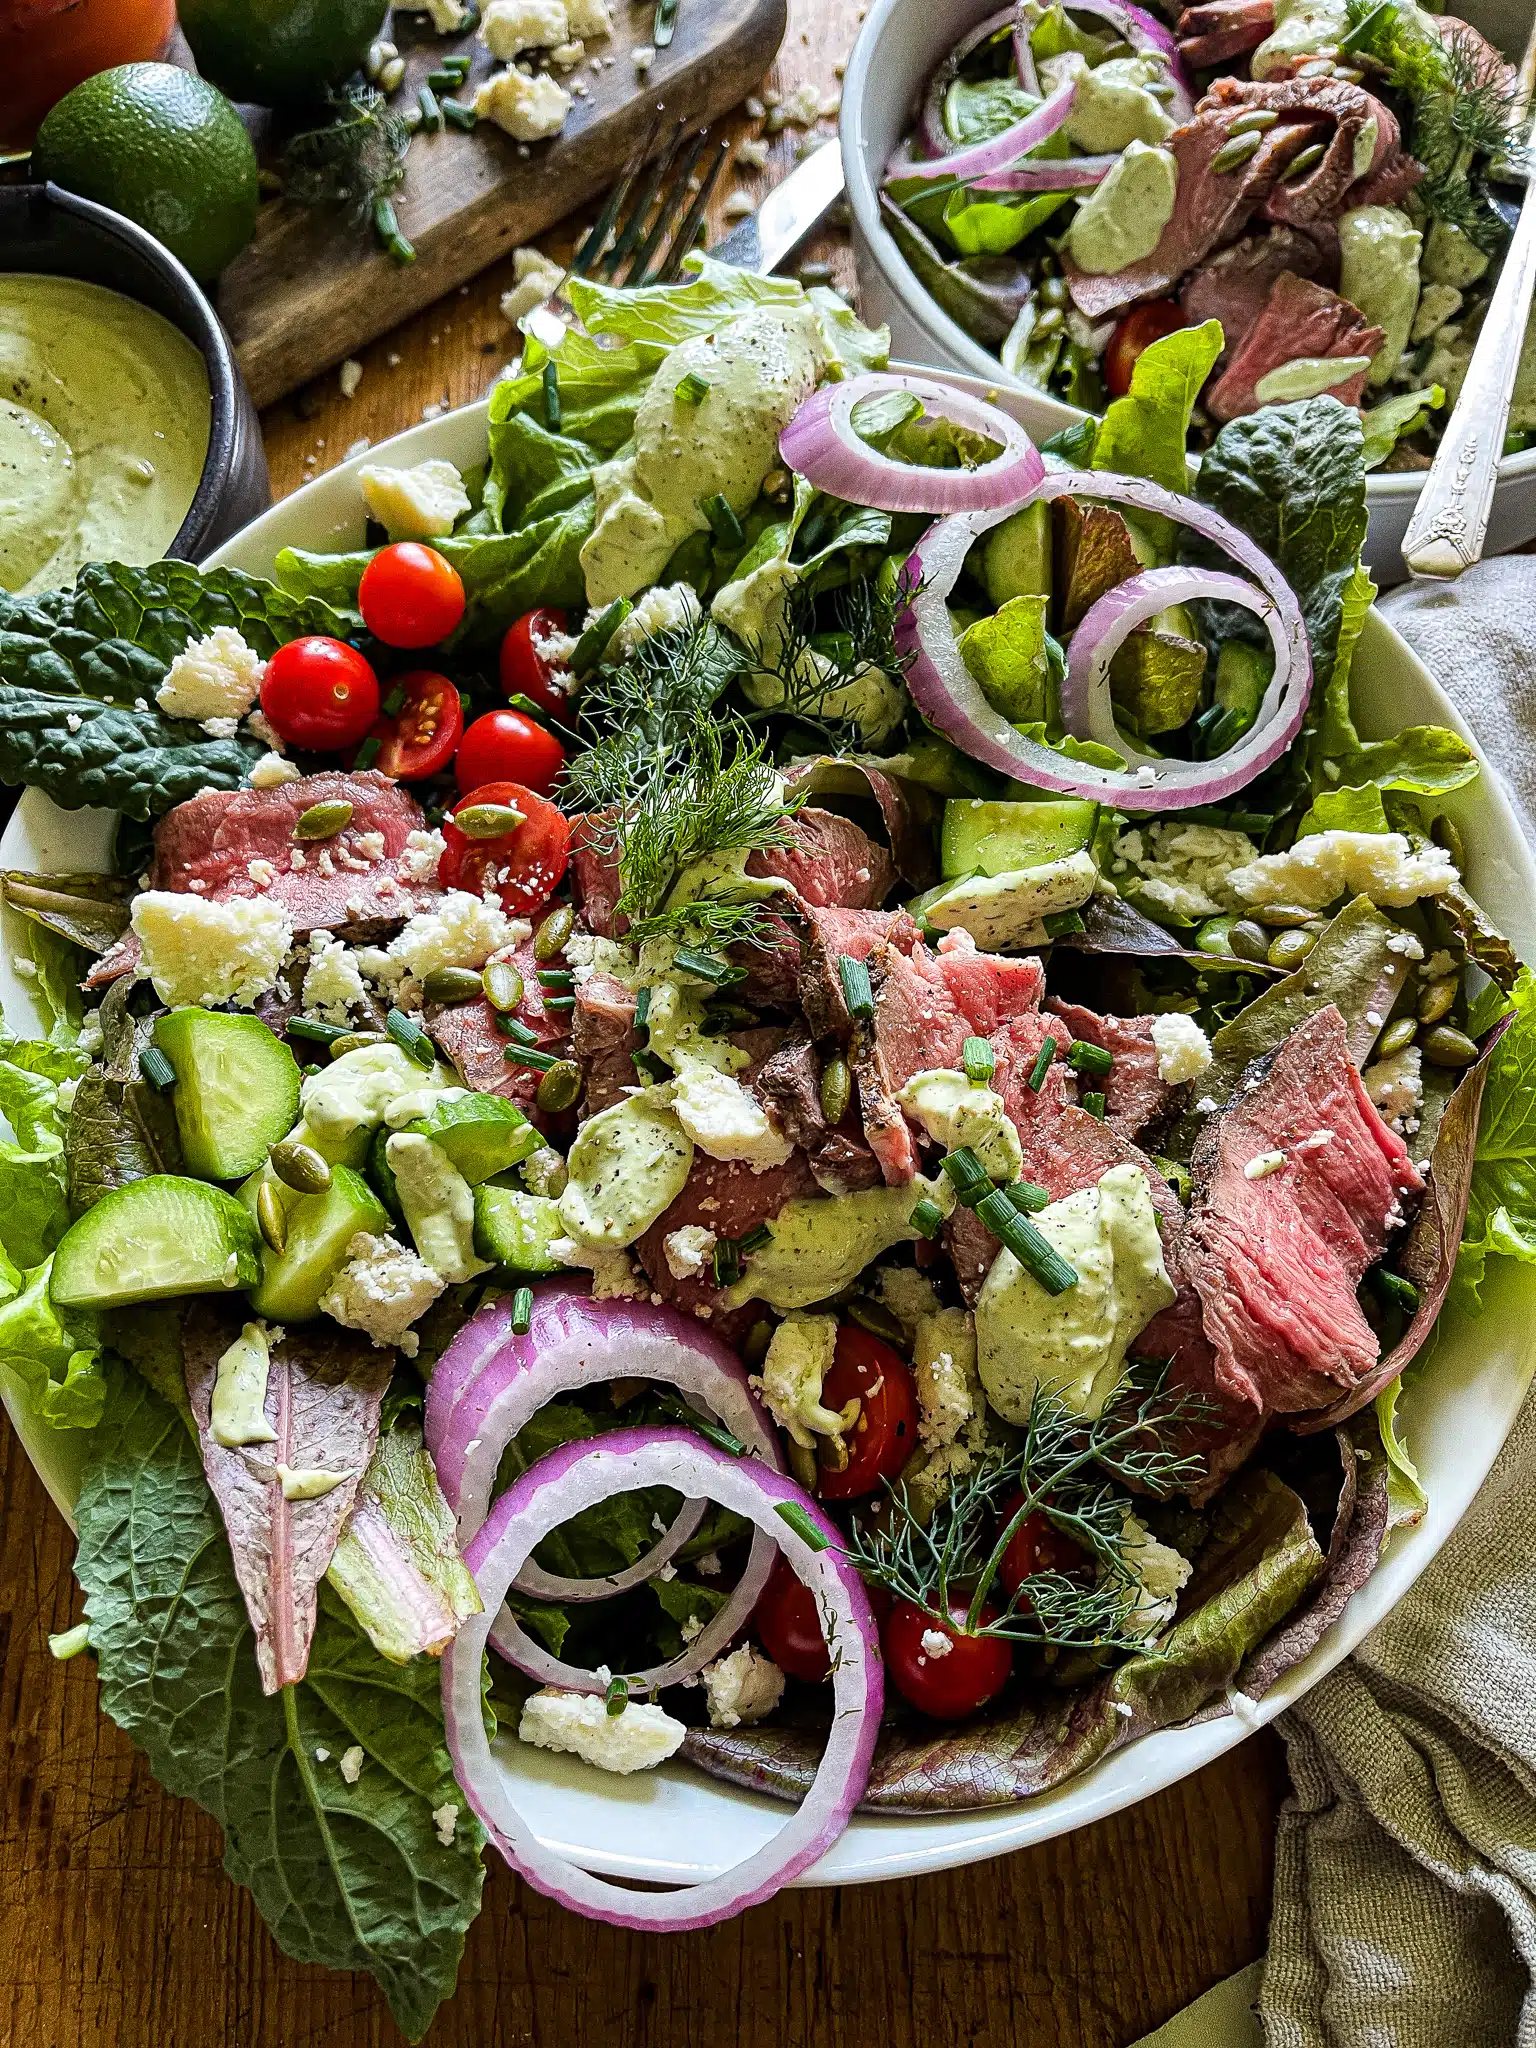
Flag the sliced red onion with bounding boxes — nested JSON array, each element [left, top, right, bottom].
[[919, 7, 1023, 158], [891, 74, 1077, 186], [779, 372, 1045, 516], [1062, 563, 1288, 759], [441, 1428, 883, 1930], [897, 468, 1313, 812], [972, 155, 1115, 191], [426, 1284, 782, 1611], [1014, 15, 1042, 97]]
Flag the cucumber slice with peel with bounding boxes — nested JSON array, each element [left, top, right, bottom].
[[153, 1007, 302, 1181], [473, 1184, 567, 1274], [245, 1164, 391, 1323], [50, 1175, 261, 1310], [402, 1093, 540, 1185]]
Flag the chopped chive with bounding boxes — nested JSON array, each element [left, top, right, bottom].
[[511, 1286, 534, 1334], [1007, 1181, 1050, 1213], [775, 1500, 830, 1551], [941, 1146, 991, 1207], [1068, 1039, 1113, 1078], [973, 1190, 1078, 1294], [604, 1673, 629, 1716], [1082, 1090, 1107, 1120], [713, 1238, 742, 1288], [632, 1049, 669, 1082], [657, 1391, 746, 1456], [962, 1036, 995, 1086], [909, 1197, 945, 1239], [382, 683, 407, 718], [701, 492, 744, 549], [1027, 1035, 1059, 1091], [48, 1622, 90, 1661], [442, 96, 479, 129], [536, 966, 575, 987], [634, 986, 651, 1033], [426, 66, 461, 88], [503, 1044, 560, 1072], [838, 954, 875, 1021], [353, 735, 382, 770], [674, 946, 741, 986], [288, 1016, 352, 1045], [542, 358, 561, 432], [496, 1014, 540, 1043], [653, 0, 680, 45], [441, 50, 472, 77], [542, 994, 576, 1013], [1375, 1269, 1420, 1315], [737, 1222, 772, 1255], [417, 82, 443, 131], [675, 370, 710, 405], [569, 596, 632, 676], [1043, 909, 1085, 939], [140, 1045, 176, 1091], [373, 195, 416, 264], [386, 1007, 438, 1068]]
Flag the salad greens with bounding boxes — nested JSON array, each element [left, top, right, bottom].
[[1454, 968, 1536, 1312]]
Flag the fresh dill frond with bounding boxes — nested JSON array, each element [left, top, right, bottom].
[[613, 715, 796, 926], [839, 1363, 1212, 1652], [561, 617, 744, 812], [278, 84, 412, 218], [739, 568, 920, 748]]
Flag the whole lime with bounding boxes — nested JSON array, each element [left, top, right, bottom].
[[34, 63, 259, 281], [177, 0, 390, 109]]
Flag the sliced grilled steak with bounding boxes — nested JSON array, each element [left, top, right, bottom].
[[1047, 998, 1184, 1143], [1178, 228, 1327, 366], [1206, 271, 1384, 421], [426, 939, 567, 1115], [799, 905, 924, 1038], [1184, 1005, 1422, 1419], [746, 807, 896, 910], [572, 972, 640, 1116], [634, 1149, 820, 1327], [1176, 0, 1274, 66]]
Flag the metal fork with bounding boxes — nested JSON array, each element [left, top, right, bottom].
[[568, 121, 732, 287]]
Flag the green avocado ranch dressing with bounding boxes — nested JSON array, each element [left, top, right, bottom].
[[0, 274, 211, 596]]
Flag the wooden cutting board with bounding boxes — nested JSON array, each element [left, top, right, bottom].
[[217, 0, 788, 408]]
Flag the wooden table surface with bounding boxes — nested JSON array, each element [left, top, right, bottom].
[[0, 0, 1289, 2038]]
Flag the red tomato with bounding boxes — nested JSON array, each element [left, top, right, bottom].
[[997, 1496, 1088, 1600], [365, 670, 464, 781], [260, 636, 380, 752], [816, 1325, 920, 1503], [440, 779, 570, 915], [1103, 299, 1186, 398], [358, 542, 466, 649], [753, 1554, 832, 1683], [883, 1599, 1014, 1720], [500, 606, 572, 717], [455, 708, 566, 797]]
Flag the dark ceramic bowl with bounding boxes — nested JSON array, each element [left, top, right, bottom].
[[1, 181, 270, 563]]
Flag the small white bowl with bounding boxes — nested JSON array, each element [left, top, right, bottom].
[[840, 0, 1536, 584]]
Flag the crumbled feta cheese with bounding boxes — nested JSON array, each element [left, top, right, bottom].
[[549, 1238, 645, 1298], [1423, 949, 1457, 981], [500, 245, 566, 325], [1363, 1045, 1424, 1132], [319, 1232, 446, 1357], [200, 715, 239, 739], [565, 0, 610, 34], [1244, 1150, 1287, 1180], [1119, 1512, 1191, 1641], [722, 190, 756, 221], [631, 42, 655, 71], [608, 581, 702, 657], [339, 358, 363, 398], [404, 0, 469, 27], [246, 858, 276, 888], [1296, 1128, 1334, 1153], [875, 1264, 940, 1333], [56, 1075, 79, 1115], [663, 1223, 716, 1280], [400, 828, 446, 883], [339, 1745, 365, 1784], [249, 751, 301, 790], [432, 1801, 459, 1845], [382, 890, 525, 980], [1150, 1011, 1212, 1084], [64, 710, 82, 733], [1227, 831, 1457, 911], [919, 1628, 953, 1659], [156, 626, 267, 725], [475, 63, 573, 141], [1195, 1095, 1220, 1115], [751, 1313, 848, 1449], [131, 892, 291, 1009], [302, 933, 371, 1024], [480, 0, 567, 58], [736, 137, 770, 169], [1113, 821, 1260, 921], [702, 1643, 785, 1728], [769, 80, 821, 128], [1386, 930, 1425, 960], [518, 1688, 686, 1773], [669, 1060, 795, 1171], [359, 458, 471, 541], [549, 38, 584, 66]]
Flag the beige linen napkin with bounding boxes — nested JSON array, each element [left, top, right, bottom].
[[1131, 558, 1536, 2048]]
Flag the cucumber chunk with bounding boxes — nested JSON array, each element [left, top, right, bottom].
[[941, 797, 1098, 880], [153, 1008, 302, 1181], [51, 1175, 262, 1310], [403, 1092, 541, 1185], [368, 1123, 403, 1222], [246, 1164, 391, 1323], [473, 1185, 567, 1275]]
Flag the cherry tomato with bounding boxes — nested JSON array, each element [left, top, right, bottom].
[[500, 606, 572, 717], [997, 1496, 1088, 1600], [362, 670, 464, 781], [440, 779, 570, 915], [455, 708, 566, 797], [883, 1599, 1014, 1720], [1103, 299, 1187, 398], [816, 1325, 920, 1503], [260, 636, 380, 752], [753, 1555, 833, 1683], [358, 542, 466, 649]]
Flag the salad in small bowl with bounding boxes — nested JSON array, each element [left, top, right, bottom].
[[1, 260, 1534, 2032], [843, 0, 1536, 575]]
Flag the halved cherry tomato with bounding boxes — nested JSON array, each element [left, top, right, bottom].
[[753, 1555, 833, 1683], [260, 636, 380, 752], [816, 1325, 919, 1502], [997, 1496, 1088, 1600], [454, 708, 566, 797], [364, 670, 464, 780], [358, 542, 466, 649], [500, 606, 572, 717], [1103, 299, 1186, 398], [883, 1598, 1014, 1720], [440, 778, 570, 915]]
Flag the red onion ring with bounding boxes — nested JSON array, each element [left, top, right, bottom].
[[779, 372, 1045, 516], [972, 155, 1115, 191], [1065, 0, 1196, 116], [1062, 563, 1288, 758], [441, 1429, 883, 1930], [425, 1286, 786, 1687], [897, 468, 1313, 811], [918, 6, 1024, 158], [890, 74, 1077, 185]]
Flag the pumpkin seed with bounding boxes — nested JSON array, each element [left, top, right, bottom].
[[1377, 1015, 1419, 1058], [423, 965, 485, 1004], [1227, 108, 1279, 135], [1284, 141, 1327, 182], [269, 1138, 334, 1194], [1211, 130, 1264, 173], [1267, 928, 1317, 971], [482, 960, 525, 1011], [329, 1030, 386, 1058], [1421, 1024, 1478, 1068], [535, 1059, 583, 1113], [1228, 919, 1272, 963], [819, 1054, 852, 1126], [293, 799, 354, 841], [1430, 812, 1466, 870], [846, 1296, 907, 1347], [533, 904, 574, 961], [1252, 902, 1318, 928], [1416, 975, 1458, 1025], [256, 1180, 288, 1254], [741, 1319, 774, 1369], [1194, 915, 1238, 958], [454, 802, 526, 839], [786, 1439, 819, 1490]]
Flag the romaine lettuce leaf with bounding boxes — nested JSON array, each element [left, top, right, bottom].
[[1455, 967, 1536, 1311], [1296, 783, 1391, 835], [1093, 321, 1223, 500], [1360, 385, 1443, 471], [0, 1259, 103, 1429]]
